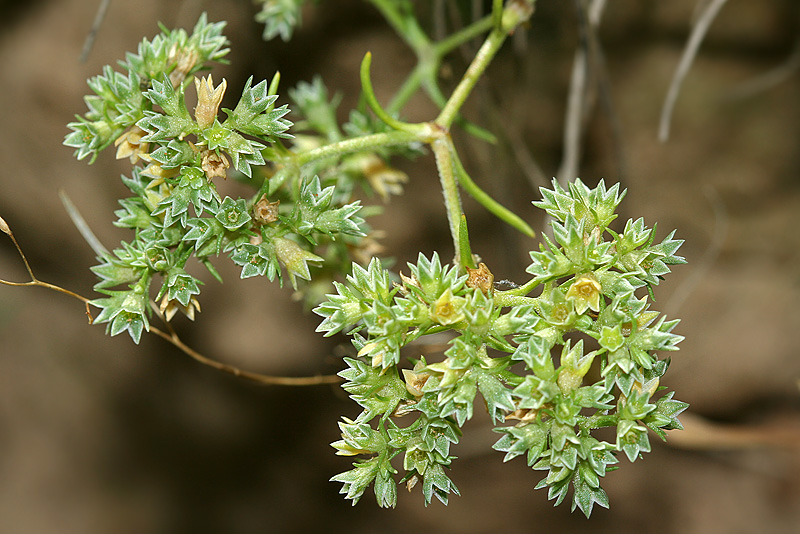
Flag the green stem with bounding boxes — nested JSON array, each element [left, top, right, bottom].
[[492, 0, 504, 30], [368, 0, 431, 53], [295, 131, 418, 166], [433, 15, 493, 56], [360, 52, 424, 134], [495, 276, 541, 299], [431, 135, 468, 268], [493, 293, 538, 308], [422, 76, 497, 143], [436, 2, 533, 128]]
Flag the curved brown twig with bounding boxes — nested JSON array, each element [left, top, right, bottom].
[[1, 214, 341, 387]]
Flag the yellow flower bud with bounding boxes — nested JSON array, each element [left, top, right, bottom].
[[194, 75, 227, 129]]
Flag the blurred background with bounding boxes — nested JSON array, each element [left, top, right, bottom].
[[1, 0, 798, 532]]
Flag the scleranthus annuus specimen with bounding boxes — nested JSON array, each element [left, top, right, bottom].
[[315, 179, 687, 514], [55, 1, 688, 516]]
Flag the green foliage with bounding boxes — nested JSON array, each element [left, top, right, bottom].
[[317, 181, 686, 515], [62, 1, 687, 517], [65, 13, 229, 163], [255, 0, 308, 42], [65, 14, 396, 342]]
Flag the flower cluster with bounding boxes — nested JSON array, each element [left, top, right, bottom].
[[62, 3, 688, 516], [316, 179, 688, 515], [65, 15, 406, 342]]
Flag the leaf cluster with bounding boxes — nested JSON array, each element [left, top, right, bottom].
[[316, 180, 687, 515], [65, 15, 408, 342]]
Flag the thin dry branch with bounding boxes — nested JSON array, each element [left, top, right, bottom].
[[658, 0, 729, 142], [0, 215, 341, 387], [149, 325, 341, 386], [80, 0, 113, 62], [726, 36, 800, 100], [556, 0, 607, 186], [664, 184, 728, 318]]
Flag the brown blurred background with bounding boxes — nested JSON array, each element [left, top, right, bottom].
[[1, 0, 799, 532]]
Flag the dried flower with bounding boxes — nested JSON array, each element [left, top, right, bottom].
[[360, 154, 408, 201], [114, 125, 150, 163], [159, 293, 201, 321], [200, 149, 230, 180], [348, 231, 386, 266], [402, 364, 430, 397], [357, 341, 384, 368], [194, 75, 227, 129], [253, 194, 280, 225], [168, 45, 200, 86], [466, 262, 494, 295]]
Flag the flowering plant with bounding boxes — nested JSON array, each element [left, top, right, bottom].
[[1, 0, 689, 516]]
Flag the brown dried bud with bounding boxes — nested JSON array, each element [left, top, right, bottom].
[[253, 195, 280, 225], [466, 262, 494, 295], [168, 45, 200, 87], [201, 149, 230, 180]]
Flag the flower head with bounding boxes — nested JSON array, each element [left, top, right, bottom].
[[194, 75, 227, 129], [565, 272, 602, 314], [430, 288, 466, 325]]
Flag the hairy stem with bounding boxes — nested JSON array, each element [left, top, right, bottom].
[[295, 131, 419, 166], [436, 1, 534, 128], [431, 134, 469, 268]]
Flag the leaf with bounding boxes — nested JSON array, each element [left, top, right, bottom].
[[225, 76, 293, 140], [476, 370, 515, 424], [492, 422, 548, 465], [255, 0, 307, 42]]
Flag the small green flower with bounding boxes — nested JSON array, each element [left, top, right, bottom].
[[429, 287, 466, 325]]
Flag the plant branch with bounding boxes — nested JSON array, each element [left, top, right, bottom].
[[149, 326, 341, 386], [659, 0, 728, 142], [436, 0, 534, 129], [360, 52, 425, 134], [0, 215, 340, 387], [295, 130, 419, 166], [449, 140, 535, 237], [433, 14, 493, 57], [431, 134, 469, 268]]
